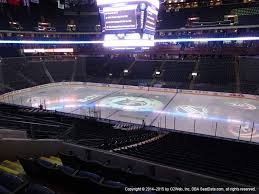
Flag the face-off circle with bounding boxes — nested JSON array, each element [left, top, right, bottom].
[[226, 102, 256, 110], [229, 123, 259, 138], [97, 96, 163, 111]]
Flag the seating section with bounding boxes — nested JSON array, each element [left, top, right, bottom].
[[45, 61, 74, 82], [0, 103, 73, 139], [0, 4, 99, 32], [71, 118, 158, 150], [73, 57, 87, 82], [194, 57, 236, 92], [85, 57, 107, 81], [0, 103, 158, 149], [0, 2, 259, 33], [58, 152, 177, 189], [18, 153, 175, 193], [1, 138, 258, 193], [73, 56, 134, 82], [162, 60, 195, 89], [105, 56, 134, 78], [129, 61, 161, 80], [232, 6, 259, 16], [21, 61, 50, 85], [0, 160, 25, 176], [0, 149, 178, 194], [1, 58, 34, 91], [197, 57, 235, 84], [1, 56, 259, 95], [159, 6, 227, 29], [0, 161, 55, 194], [158, 3, 259, 29], [0, 10, 9, 30], [232, 7, 259, 25], [117, 132, 259, 187], [239, 57, 259, 95], [0, 153, 177, 194]]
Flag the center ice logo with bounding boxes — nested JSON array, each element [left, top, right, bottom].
[[115, 98, 147, 106], [97, 96, 163, 111], [226, 102, 256, 110]]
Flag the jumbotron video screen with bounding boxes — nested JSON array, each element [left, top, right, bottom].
[[103, 5, 138, 31], [97, 0, 159, 49]]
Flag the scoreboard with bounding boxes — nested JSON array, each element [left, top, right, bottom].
[[145, 6, 158, 32], [97, 0, 159, 49], [103, 5, 138, 31]]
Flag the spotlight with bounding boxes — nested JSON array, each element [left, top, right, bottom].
[[192, 72, 198, 77], [155, 71, 161, 75]]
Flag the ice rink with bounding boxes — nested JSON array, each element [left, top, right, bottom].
[[1, 83, 259, 143]]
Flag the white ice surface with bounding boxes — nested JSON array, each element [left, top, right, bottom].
[[2, 84, 259, 142]]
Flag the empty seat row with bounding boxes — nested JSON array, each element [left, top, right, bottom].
[[117, 132, 259, 187], [0, 166, 56, 194], [58, 152, 177, 190], [18, 154, 164, 194]]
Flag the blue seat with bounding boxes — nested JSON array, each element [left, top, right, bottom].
[[79, 159, 105, 173], [0, 185, 10, 194], [19, 157, 40, 177], [58, 152, 80, 169], [58, 165, 75, 175], [98, 180, 128, 194], [38, 160, 54, 167], [101, 166, 129, 182], [77, 170, 101, 182], [103, 180, 127, 188], [72, 174, 100, 193], [26, 184, 55, 194], [0, 173, 23, 191]]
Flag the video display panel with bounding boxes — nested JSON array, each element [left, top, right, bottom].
[[144, 6, 158, 33], [97, 0, 160, 48], [97, 0, 160, 9], [103, 5, 138, 31]]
